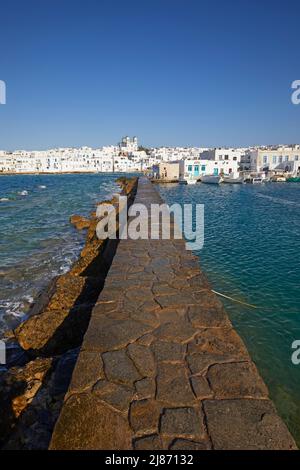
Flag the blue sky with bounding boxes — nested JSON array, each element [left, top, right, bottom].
[[0, 0, 299, 149]]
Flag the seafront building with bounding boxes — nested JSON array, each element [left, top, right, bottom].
[[246, 146, 300, 174], [158, 161, 185, 181], [184, 147, 245, 180]]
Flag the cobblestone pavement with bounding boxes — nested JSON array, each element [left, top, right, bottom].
[[50, 178, 297, 450]]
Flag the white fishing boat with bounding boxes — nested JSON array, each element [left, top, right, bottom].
[[186, 178, 197, 185], [271, 175, 286, 182], [184, 173, 198, 185], [252, 177, 264, 184], [222, 176, 244, 184], [201, 175, 222, 184], [244, 175, 264, 184]]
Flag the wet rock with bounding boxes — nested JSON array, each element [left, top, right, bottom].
[[51, 348, 78, 397], [70, 215, 91, 230], [0, 357, 52, 446]]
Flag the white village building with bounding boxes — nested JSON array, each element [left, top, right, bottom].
[[246, 146, 300, 175]]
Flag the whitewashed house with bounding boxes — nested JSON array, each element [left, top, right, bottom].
[[247, 146, 300, 175]]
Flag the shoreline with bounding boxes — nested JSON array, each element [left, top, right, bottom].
[[0, 171, 143, 176], [0, 176, 138, 449]]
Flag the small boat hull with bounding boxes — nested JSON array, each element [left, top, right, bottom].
[[270, 175, 286, 182], [201, 175, 222, 184], [222, 176, 243, 184], [186, 179, 197, 185], [287, 177, 300, 182], [244, 177, 264, 184]]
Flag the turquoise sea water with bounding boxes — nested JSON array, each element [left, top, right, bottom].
[[0, 173, 122, 333], [158, 182, 300, 445]]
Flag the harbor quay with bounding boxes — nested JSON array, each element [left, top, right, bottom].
[[49, 178, 296, 450]]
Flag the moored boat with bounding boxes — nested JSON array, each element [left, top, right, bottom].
[[252, 177, 264, 184], [222, 176, 244, 184], [186, 178, 197, 185], [271, 175, 286, 182], [244, 176, 264, 184], [201, 175, 222, 184], [287, 176, 300, 182]]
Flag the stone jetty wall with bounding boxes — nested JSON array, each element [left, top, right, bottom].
[[50, 177, 296, 450], [0, 177, 138, 449]]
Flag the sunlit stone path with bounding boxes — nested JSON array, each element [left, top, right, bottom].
[[50, 178, 296, 450]]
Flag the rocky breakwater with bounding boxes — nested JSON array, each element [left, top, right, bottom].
[[0, 177, 138, 449], [50, 177, 297, 451]]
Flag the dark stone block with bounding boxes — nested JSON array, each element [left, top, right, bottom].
[[156, 363, 195, 405], [102, 349, 141, 387], [169, 438, 211, 450], [160, 407, 205, 437], [135, 377, 156, 399], [207, 362, 269, 399], [188, 304, 231, 328], [127, 343, 156, 376], [68, 351, 104, 394], [151, 341, 185, 362], [190, 376, 212, 399], [203, 399, 297, 450], [155, 320, 196, 343], [93, 380, 133, 412], [83, 317, 152, 352], [129, 399, 161, 434], [133, 434, 162, 450], [50, 393, 132, 450]]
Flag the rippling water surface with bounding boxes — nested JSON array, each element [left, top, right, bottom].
[[158, 182, 300, 445], [0, 173, 123, 333]]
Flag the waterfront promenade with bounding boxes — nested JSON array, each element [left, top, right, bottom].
[[50, 178, 296, 450]]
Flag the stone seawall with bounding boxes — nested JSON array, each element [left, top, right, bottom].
[[0, 177, 138, 449], [50, 177, 296, 450]]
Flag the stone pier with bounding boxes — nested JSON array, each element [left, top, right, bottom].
[[50, 177, 296, 450]]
